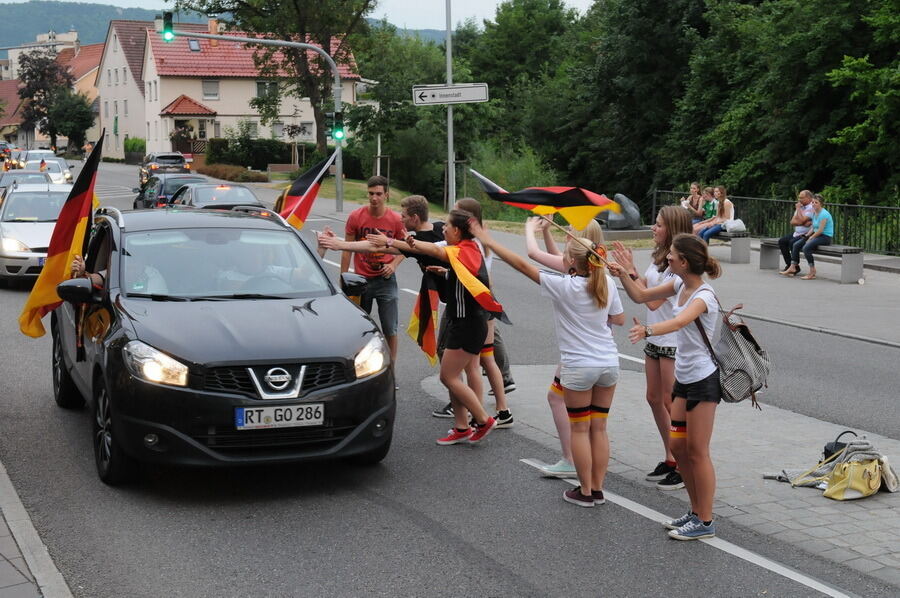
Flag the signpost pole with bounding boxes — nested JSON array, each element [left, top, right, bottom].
[[445, 0, 455, 212]]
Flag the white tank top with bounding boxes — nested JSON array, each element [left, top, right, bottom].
[[644, 263, 679, 348]]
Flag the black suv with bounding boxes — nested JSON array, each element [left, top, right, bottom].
[[139, 152, 190, 185], [133, 173, 207, 209], [52, 207, 394, 485]]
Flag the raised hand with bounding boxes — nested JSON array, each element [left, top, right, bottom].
[[468, 217, 487, 240], [366, 232, 390, 247], [627, 317, 645, 344], [611, 241, 635, 274], [71, 254, 86, 279], [607, 261, 627, 278]]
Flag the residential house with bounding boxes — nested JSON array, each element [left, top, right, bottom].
[[7, 29, 80, 80], [57, 43, 104, 145], [0, 79, 27, 146]]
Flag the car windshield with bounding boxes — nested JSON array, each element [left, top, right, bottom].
[[121, 228, 331, 298], [193, 186, 258, 206], [163, 178, 204, 195], [0, 173, 50, 185], [25, 161, 61, 173], [155, 155, 185, 165], [1, 191, 68, 222]]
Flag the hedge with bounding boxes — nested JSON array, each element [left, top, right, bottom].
[[197, 163, 268, 182]]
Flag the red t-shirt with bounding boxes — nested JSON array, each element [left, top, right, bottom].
[[345, 206, 406, 278]]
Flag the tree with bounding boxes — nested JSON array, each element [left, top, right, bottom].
[[47, 89, 94, 151], [174, 0, 376, 152], [17, 50, 74, 149]]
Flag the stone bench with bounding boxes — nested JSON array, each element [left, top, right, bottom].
[[759, 238, 863, 284], [710, 230, 751, 264]]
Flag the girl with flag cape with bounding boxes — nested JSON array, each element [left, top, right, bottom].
[[469, 216, 626, 508], [384, 208, 509, 445]]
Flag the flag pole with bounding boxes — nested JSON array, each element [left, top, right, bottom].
[[538, 215, 610, 266]]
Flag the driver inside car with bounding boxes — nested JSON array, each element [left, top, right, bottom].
[[216, 246, 302, 292]]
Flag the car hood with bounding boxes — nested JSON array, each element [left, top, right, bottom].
[[0, 221, 54, 251], [119, 293, 380, 366]]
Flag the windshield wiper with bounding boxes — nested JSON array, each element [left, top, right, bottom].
[[216, 293, 291, 300], [126, 293, 192, 301]]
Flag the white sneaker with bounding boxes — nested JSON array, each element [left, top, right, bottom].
[[538, 459, 578, 479]]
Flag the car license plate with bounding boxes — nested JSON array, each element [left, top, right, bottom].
[[38, 257, 46, 266], [235, 404, 324, 430]]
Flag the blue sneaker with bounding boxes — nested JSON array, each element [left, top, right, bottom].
[[538, 459, 578, 479], [668, 518, 715, 541], [663, 512, 697, 530]]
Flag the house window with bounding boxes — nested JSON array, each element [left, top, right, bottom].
[[188, 39, 201, 52], [123, 66, 127, 83], [148, 81, 153, 101], [113, 101, 118, 115], [146, 122, 150, 140], [124, 100, 128, 116], [155, 81, 159, 101], [154, 121, 158, 141], [114, 69, 119, 85], [104, 101, 108, 118], [247, 121, 259, 138], [198, 120, 207, 139], [213, 121, 221, 137], [113, 34, 117, 52], [202, 80, 219, 100], [256, 81, 277, 98], [107, 69, 111, 86], [273, 121, 284, 137]]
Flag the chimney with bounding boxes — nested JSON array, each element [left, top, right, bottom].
[[208, 18, 218, 47]]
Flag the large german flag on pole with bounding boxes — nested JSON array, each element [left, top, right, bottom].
[[469, 169, 620, 231], [445, 240, 511, 325], [19, 134, 103, 338], [279, 152, 337, 230], [406, 274, 440, 366]]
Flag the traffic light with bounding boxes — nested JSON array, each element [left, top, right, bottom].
[[162, 12, 175, 42], [332, 112, 345, 141], [324, 112, 334, 138]]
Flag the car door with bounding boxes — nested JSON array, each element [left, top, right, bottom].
[[171, 187, 191, 206], [144, 178, 163, 208]]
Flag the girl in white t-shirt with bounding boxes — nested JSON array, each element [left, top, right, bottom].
[[611, 205, 694, 489], [611, 233, 723, 541], [471, 218, 625, 508]]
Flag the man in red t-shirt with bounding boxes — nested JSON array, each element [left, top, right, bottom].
[[341, 175, 407, 363]]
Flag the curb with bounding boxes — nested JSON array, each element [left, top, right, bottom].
[[0, 461, 73, 598]]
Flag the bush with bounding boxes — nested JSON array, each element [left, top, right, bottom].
[[203, 135, 292, 170], [101, 157, 125, 163], [197, 163, 268, 182], [124, 137, 146, 153], [206, 138, 229, 164]]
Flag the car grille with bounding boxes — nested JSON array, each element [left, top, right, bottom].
[[190, 419, 357, 453], [201, 362, 348, 398]]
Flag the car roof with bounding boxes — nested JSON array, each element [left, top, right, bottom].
[[183, 183, 251, 190], [116, 208, 286, 232], [155, 173, 206, 181], [151, 152, 184, 158], [6, 183, 73, 193]]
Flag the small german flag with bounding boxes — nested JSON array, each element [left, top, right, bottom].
[[445, 240, 511, 324], [279, 153, 336, 230], [19, 134, 103, 338], [406, 274, 441, 365], [469, 169, 620, 230]]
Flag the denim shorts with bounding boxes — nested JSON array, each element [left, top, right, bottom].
[[672, 370, 722, 405], [643, 342, 676, 360], [360, 274, 399, 336], [559, 366, 620, 391]]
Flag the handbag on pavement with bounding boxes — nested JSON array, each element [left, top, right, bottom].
[[823, 430, 857, 461], [823, 459, 882, 500], [695, 300, 769, 409]]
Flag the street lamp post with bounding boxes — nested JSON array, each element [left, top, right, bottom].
[[155, 18, 345, 211]]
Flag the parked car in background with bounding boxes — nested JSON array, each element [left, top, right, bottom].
[[133, 174, 208, 209], [51, 207, 394, 484], [24, 160, 66, 184], [0, 184, 73, 285], [170, 184, 265, 210], [139, 152, 190, 185]]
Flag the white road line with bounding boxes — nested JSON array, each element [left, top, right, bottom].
[[520, 459, 853, 598], [618, 352, 645, 365], [402, 288, 417, 296]]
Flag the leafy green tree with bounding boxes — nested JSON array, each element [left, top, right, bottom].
[[174, 0, 376, 152], [47, 89, 94, 151], [17, 50, 75, 149]]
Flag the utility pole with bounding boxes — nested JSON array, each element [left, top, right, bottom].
[[156, 15, 345, 211], [445, 0, 455, 212]]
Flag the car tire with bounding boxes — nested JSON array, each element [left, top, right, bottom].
[[51, 323, 85, 409], [350, 433, 392, 466], [92, 377, 137, 485]]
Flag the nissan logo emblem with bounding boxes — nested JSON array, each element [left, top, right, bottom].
[[264, 367, 292, 391]]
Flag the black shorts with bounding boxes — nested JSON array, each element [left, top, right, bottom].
[[643, 342, 676, 360], [444, 315, 488, 355], [673, 370, 722, 408]]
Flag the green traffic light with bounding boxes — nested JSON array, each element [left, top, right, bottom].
[[333, 129, 346, 140], [163, 31, 175, 42]]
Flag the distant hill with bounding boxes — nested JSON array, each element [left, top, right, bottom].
[[0, 1, 449, 58]]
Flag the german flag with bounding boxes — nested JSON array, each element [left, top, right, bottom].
[[19, 134, 103, 338], [279, 153, 337, 230], [406, 274, 440, 365], [445, 240, 511, 324], [469, 169, 620, 231]]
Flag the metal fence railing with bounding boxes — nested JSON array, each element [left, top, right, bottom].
[[651, 190, 900, 256]]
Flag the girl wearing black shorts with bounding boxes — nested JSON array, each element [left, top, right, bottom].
[[394, 208, 503, 445], [611, 233, 722, 540]]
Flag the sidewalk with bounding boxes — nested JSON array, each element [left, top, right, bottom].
[[421, 367, 900, 587]]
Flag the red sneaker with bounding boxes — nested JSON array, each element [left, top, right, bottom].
[[467, 417, 497, 444], [436, 427, 473, 445]]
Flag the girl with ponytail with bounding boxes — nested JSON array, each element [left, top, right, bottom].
[[471, 217, 625, 508], [611, 233, 723, 541]]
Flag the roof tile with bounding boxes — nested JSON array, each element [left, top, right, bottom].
[[0, 79, 24, 127], [160, 94, 217, 116]]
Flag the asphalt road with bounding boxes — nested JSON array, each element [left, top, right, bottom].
[[0, 163, 894, 597]]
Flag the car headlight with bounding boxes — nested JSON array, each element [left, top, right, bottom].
[[354, 335, 388, 379], [123, 340, 189, 387], [1, 237, 29, 252]]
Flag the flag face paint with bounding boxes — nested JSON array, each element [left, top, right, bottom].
[[406, 275, 440, 365], [19, 135, 104, 338], [280, 153, 337, 230], [469, 169, 620, 230]]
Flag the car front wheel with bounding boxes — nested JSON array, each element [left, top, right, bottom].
[[51, 325, 85, 409], [93, 379, 136, 485]]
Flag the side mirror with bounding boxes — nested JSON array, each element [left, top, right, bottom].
[[340, 272, 368, 297], [57, 278, 99, 304]]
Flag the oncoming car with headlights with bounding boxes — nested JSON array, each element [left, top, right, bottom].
[[52, 207, 394, 484]]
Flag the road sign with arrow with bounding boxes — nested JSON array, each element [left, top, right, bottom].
[[412, 83, 489, 106]]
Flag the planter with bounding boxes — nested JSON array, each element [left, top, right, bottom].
[[124, 152, 143, 165]]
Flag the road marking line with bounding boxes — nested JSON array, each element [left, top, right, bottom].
[[618, 352, 645, 365], [520, 459, 853, 598]]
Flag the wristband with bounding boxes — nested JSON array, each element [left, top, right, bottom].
[[629, 273, 639, 281]]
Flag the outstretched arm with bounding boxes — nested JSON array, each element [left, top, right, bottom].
[[628, 297, 707, 343], [470, 219, 541, 284], [525, 217, 566, 272], [609, 262, 676, 304], [611, 241, 668, 311]]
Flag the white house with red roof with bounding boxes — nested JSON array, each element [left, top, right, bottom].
[[96, 18, 360, 159]]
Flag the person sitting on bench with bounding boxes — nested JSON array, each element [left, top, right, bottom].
[[783, 194, 833, 280], [777, 190, 815, 276]]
